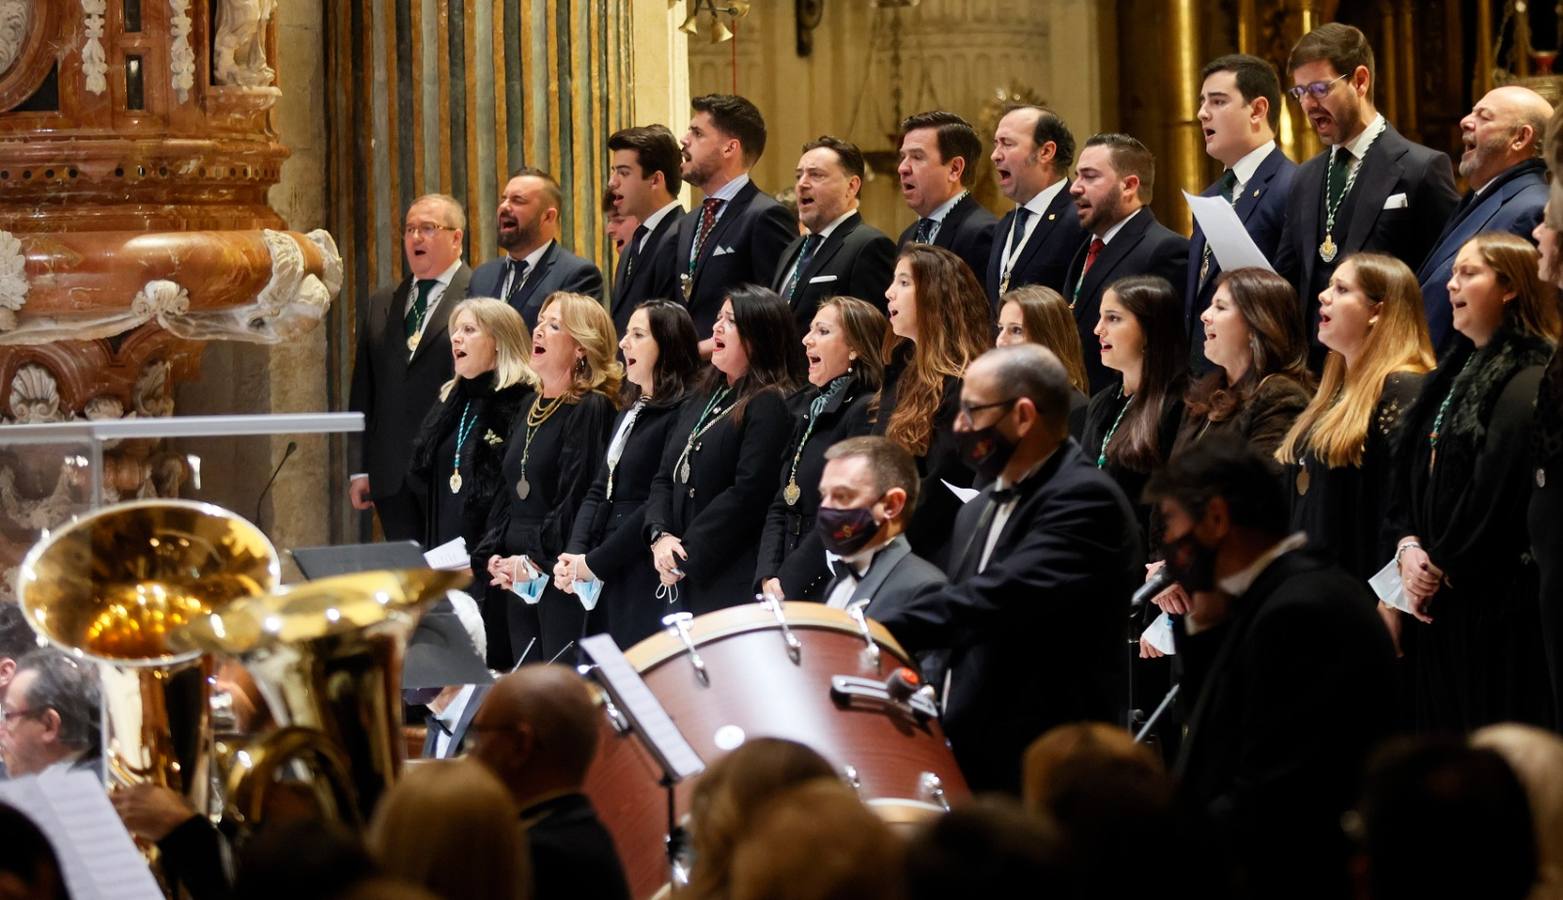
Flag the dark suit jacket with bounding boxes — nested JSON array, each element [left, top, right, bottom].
[[1063, 209, 1190, 394], [348, 265, 473, 504], [469, 240, 604, 331], [1274, 123, 1460, 351], [675, 179, 798, 336], [1185, 146, 1298, 370], [897, 192, 999, 283], [769, 212, 897, 331], [419, 684, 489, 759], [829, 535, 948, 687], [1174, 549, 1394, 899], [877, 440, 1142, 793], [610, 205, 685, 335], [983, 181, 1087, 308], [523, 793, 632, 900], [1416, 158, 1548, 350]]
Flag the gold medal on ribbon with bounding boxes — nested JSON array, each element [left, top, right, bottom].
[[407, 332, 421, 352], [516, 477, 530, 500], [449, 470, 462, 494], [1319, 233, 1338, 263], [1295, 466, 1309, 496], [783, 481, 801, 506]]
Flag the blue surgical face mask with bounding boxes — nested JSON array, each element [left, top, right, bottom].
[[509, 559, 549, 605], [574, 578, 604, 611]]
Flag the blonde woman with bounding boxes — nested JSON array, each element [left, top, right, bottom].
[[478, 291, 620, 665], [1277, 253, 1433, 582], [369, 758, 529, 900]]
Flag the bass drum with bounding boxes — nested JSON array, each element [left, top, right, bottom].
[[582, 602, 968, 899]]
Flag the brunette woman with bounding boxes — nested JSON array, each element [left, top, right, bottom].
[[647, 286, 804, 615], [1390, 232, 1560, 732], [1531, 108, 1563, 731], [756, 296, 887, 601], [479, 292, 619, 665], [1277, 253, 1433, 583], [876, 244, 992, 564], [554, 300, 701, 650], [996, 284, 1092, 437]]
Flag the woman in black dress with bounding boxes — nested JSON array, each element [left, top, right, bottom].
[[1276, 253, 1432, 588], [1530, 114, 1563, 731], [876, 244, 992, 565], [1391, 232, 1560, 732], [554, 299, 701, 650], [478, 292, 618, 664], [646, 285, 804, 615], [756, 296, 887, 602]]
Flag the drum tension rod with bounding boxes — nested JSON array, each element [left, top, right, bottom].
[[661, 612, 709, 685], [756, 593, 802, 661], [845, 599, 880, 666]]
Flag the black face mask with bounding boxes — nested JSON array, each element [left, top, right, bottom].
[[955, 422, 1018, 481], [816, 503, 882, 557], [1160, 530, 1218, 593]]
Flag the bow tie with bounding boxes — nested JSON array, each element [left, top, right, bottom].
[[989, 485, 1020, 504], [830, 559, 863, 582], [425, 714, 452, 736]]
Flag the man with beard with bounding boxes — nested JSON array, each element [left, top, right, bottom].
[[1147, 436, 1393, 900], [470, 167, 603, 331], [769, 136, 896, 332], [984, 105, 1086, 308], [1273, 23, 1458, 365], [1063, 133, 1189, 393], [674, 93, 796, 353], [1414, 86, 1552, 350], [895, 110, 998, 283], [605, 125, 683, 336]]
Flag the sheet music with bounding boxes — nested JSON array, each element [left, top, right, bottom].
[[0, 770, 163, 900], [1183, 190, 1275, 273], [942, 479, 980, 504], [581, 634, 705, 781], [423, 535, 469, 570]]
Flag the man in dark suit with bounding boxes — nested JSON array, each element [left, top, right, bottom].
[[895, 110, 998, 281], [1273, 23, 1459, 364], [418, 684, 488, 760], [984, 105, 1086, 309], [348, 193, 472, 542], [470, 665, 631, 900], [676, 93, 797, 353], [1188, 54, 1298, 371], [770, 136, 896, 330], [1064, 133, 1190, 393], [1416, 86, 1552, 350], [877, 344, 1141, 794], [1146, 437, 1394, 899], [469, 167, 604, 331], [606, 124, 685, 335]]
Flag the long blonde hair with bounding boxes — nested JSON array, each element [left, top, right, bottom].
[[438, 297, 537, 401], [1277, 253, 1433, 467], [1002, 284, 1090, 395], [537, 291, 623, 402]]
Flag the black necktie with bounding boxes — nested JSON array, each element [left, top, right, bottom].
[[623, 225, 648, 284], [913, 217, 936, 244], [505, 258, 529, 306], [1217, 168, 1238, 203], [1007, 206, 1033, 257], [783, 233, 823, 300]]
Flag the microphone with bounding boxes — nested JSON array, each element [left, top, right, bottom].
[[1132, 566, 1175, 608], [255, 440, 298, 527]]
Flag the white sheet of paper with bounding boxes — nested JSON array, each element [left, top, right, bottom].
[[1369, 557, 1413, 614], [1142, 611, 1177, 655], [424, 535, 469, 570], [0, 770, 164, 900], [1183, 190, 1275, 273], [942, 479, 980, 503]]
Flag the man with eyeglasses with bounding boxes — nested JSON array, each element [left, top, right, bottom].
[[470, 167, 604, 332], [0, 648, 102, 779], [1273, 23, 1459, 366], [348, 192, 473, 543], [0, 604, 36, 778], [876, 343, 1141, 795]]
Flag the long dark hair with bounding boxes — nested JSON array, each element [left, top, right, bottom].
[[1185, 267, 1310, 423], [1104, 275, 1187, 471], [622, 299, 701, 409], [697, 285, 805, 425]]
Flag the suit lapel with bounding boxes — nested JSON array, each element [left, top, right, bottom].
[[853, 538, 912, 607], [690, 181, 758, 293], [1233, 148, 1285, 225], [1419, 180, 1525, 282], [936, 194, 975, 249], [1293, 154, 1327, 294], [803, 214, 859, 281], [772, 232, 807, 292], [410, 264, 471, 365], [514, 242, 559, 315], [1079, 211, 1152, 303], [1008, 184, 1074, 276], [447, 684, 489, 755], [1342, 129, 1408, 254]]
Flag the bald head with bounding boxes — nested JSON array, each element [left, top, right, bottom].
[[967, 344, 1073, 434], [1459, 86, 1554, 189], [470, 664, 599, 800]]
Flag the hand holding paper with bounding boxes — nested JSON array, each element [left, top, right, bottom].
[[1183, 190, 1275, 273]]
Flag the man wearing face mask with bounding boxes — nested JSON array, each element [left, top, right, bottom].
[[1145, 436, 1393, 898], [875, 343, 1141, 795]]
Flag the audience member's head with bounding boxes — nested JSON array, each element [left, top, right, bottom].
[[686, 738, 839, 900], [727, 779, 903, 900], [1474, 724, 1563, 900], [235, 818, 379, 900], [1351, 737, 1537, 900], [0, 648, 100, 777], [467, 664, 599, 808], [369, 758, 528, 900], [902, 797, 1064, 900], [0, 802, 67, 900]]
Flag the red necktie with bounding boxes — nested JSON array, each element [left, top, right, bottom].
[[1081, 237, 1105, 277]]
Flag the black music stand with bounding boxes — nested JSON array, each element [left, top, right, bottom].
[[580, 634, 706, 888]]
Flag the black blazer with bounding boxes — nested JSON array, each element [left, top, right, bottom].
[[469, 240, 605, 331], [610, 206, 686, 335], [897, 192, 999, 283], [1174, 549, 1394, 899], [877, 440, 1142, 793], [1063, 209, 1190, 394], [348, 265, 473, 500], [769, 212, 897, 332], [674, 179, 798, 336], [418, 685, 489, 759], [1274, 123, 1460, 349], [523, 793, 632, 900], [644, 386, 795, 614], [983, 182, 1087, 308]]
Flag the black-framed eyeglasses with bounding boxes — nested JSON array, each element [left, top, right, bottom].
[[0, 708, 44, 726], [1287, 73, 1348, 101], [957, 397, 1018, 426], [403, 223, 458, 239]]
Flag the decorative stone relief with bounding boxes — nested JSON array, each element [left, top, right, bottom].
[[0, 0, 29, 78], [7, 363, 63, 423], [0, 230, 25, 332], [133, 358, 173, 418], [213, 0, 277, 89], [169, 0, 196, 101], [80, 0, 107, 95], [130, 280, 191, 320]]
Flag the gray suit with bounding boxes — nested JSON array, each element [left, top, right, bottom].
[[826, 536, 946, 685]]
